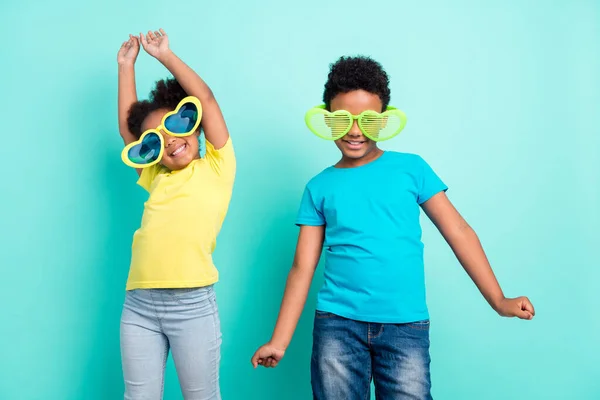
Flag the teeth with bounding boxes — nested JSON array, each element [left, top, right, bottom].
[[171, 144, 186, 156]]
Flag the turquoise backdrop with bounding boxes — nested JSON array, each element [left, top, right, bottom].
[[1, 0, 598, 399]]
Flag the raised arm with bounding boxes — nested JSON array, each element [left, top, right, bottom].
[[117, 35, 140, 146], [421, 191, 535, 320], [251, 225, 325, 368], [140, 29, 230, 149]]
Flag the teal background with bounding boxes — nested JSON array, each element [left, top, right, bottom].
[[1, 0, 598, 399]]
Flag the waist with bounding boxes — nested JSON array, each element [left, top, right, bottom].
[[127, 234, 218, 290], [123, 286, 218, 317], [318, 254, 428, 322]]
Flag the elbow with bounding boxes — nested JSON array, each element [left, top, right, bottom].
[[199, 88, 217, 104], [188, 85, 216, 103], [444, 222, 477, 244], [290, 260, 318, 276]]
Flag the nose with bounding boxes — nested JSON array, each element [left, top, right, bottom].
[[163, 132, 176, 147], [347, 120, 361, 137]]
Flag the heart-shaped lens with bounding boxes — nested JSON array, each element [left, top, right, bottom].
[[359, 109, 407, 142], [358, 112, 386, 140], [305, 108, 352, 140], [164, 102, 199, 134], [127, 132, 162, 165]]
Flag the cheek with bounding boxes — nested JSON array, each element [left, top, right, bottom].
[[185, 136, 200, 153], [187, 137, 199, 147]]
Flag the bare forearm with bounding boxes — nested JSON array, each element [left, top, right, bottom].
[[446, 226, 505, 310], [118, 63, 137, 144], [269, 265, 315, 350], [423, 193, 533, 319], [157, 51, 215, 103], [156, 50, 229, 148]]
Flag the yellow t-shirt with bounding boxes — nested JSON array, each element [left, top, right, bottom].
[[126, 138, 236, 290]]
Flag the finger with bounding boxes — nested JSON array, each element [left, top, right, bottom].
[[154, 30, 161, 38], [159, 28, 167, 36], [522, 298, 535, 316], [251, 353, 258, 368], [141, 33, 150, 48], [148, 30, 156, 40], [517, 308, 533, 320]]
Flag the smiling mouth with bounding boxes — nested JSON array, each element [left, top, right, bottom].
[[343, 139, 366, 147], [170, 143, 187, 157]]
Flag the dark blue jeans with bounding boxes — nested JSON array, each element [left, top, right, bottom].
[[311, 311, 432, 400]]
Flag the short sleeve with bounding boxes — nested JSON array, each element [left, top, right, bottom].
[[417, 156, 448, 204], [295, 186, 325, 226], [137, 164, 165, 192], [204, 137, 235, 181]]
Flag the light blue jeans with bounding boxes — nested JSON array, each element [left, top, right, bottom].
[[120, 286, 221, 400]]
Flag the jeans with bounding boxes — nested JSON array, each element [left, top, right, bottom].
[[120, 286, 221, 400], [311, 311, 432, 400]]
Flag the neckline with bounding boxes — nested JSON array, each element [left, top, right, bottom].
[[331, 151, 388, 171]]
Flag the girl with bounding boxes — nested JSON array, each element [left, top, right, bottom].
[[116, 29, 235, 400]]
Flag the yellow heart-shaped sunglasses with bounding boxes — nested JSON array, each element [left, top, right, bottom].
[[121, 96, 202, 168]]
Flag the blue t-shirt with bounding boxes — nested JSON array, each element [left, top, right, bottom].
[[296, 151, 447, 323]]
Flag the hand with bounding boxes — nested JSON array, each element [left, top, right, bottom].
[[495, 296, 535, 320], [117, 35, 140, 66], [251, 343, 286, 368], [140, 28, 171, 61]]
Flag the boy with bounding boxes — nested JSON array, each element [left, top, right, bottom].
[[251, 56, 534, 400]]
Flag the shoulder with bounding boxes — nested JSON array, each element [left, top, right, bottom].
[[382, 150, 425, 164], [376, 152, 444, 185], [202, 137, 235, 180], [372, 151, 424, 172], [304, 166, 336, 190], [137, 164, 170, 192], [383, 151, 436, 171]]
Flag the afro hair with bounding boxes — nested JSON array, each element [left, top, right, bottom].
[[323, 56, 391, 111], [127, 77, 189, 138]]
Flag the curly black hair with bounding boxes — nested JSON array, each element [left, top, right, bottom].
[[323, 56, 391, 111], [127, 77, 189, 138]]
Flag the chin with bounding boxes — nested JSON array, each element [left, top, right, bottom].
[[343, 151, 368, 159], [343, 145, 378, 159], [164, 156, 192, 171]]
